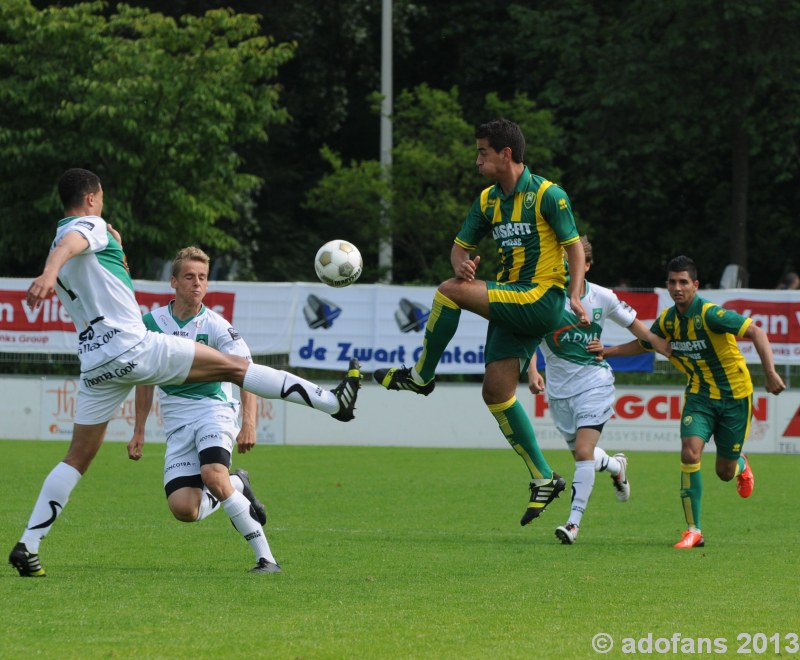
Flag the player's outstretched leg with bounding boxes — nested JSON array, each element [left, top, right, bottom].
[[241, 359, 362, 421], [331, 358, 363, 421], [373, 290, 463, 395], [230, 469, 267, 525], [373, 365, 435, 395]]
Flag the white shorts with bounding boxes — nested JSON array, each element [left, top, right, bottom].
[[163, 409, 238, 487], [548, 385, 615, 450], [75, 332, 195, 425]]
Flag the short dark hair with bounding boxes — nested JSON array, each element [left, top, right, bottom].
[[580, 236, 593, 265], [475, 118, 526, 163], [667, 255, 698, 281], [58, 168, 101, 211]]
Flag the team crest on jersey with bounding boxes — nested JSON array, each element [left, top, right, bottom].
[[228, 327, 241, 341], [592, 308, 602, 322], [196, 334, 209, 345], [694, 316, 703, 329], [683, 415, 693, 426], [523, 192, 535, 209]]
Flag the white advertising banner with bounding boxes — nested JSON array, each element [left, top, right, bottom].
[[0, 278, 797, 368]]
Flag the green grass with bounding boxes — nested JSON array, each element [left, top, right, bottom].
[[2, 442, 799, 659]]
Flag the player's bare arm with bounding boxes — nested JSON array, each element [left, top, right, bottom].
[[744, 324, 786, 395], [626, 318, 672, 359], [236, 389, 258, 454], [451, 243, 480, 281], [563, 241, 588, 326], [27, 231, 90, 309], [128, 385, 155, 461], [590, 338, 645, 360]]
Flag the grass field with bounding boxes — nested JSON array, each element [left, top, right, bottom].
[[2, 440, 799, 659]]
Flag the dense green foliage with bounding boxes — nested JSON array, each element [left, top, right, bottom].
[[4, 441, 799, 657], [0, 0, 292, 277], [3, 0, 799, 286]]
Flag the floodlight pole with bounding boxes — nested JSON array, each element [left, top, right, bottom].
[[378, 0, 393, 283]]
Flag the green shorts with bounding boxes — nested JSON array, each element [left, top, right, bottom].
[[484, 282, 565, 367], [680, 393, 752, 460]]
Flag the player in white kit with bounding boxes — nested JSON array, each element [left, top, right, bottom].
[[128, 247, 280, 573], [10, 168, 361, 577], [527, 237, 669, 544]]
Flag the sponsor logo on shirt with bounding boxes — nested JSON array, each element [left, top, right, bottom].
[[228, 327, 241, 341]]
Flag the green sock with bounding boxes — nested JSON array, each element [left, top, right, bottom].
[[489, 397, 552, 480], [734, 455, 746, 476], [680, 462, 703, 530], [414, 290, 461, 383]]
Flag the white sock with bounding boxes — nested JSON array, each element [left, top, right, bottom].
[[230, 473, 244, 494], [223, 491, 276, 564], [195, 488, 221, 521], [594, 447, 622, 477], [243, 364, 338, 414], [20, 462, 82, 553], [594, 446, 621, 476], [568, 460, 596, 527]]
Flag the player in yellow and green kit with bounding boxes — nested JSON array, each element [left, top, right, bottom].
[[595, 255, 785, 548], [374, 118, 590, 525]]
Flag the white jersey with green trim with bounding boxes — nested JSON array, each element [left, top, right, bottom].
[[539, 281, 636, 399], [143, 302, 252, 435], [53, 215, 147, 371]]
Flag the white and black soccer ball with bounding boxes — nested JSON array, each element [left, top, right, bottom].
[[314, 239, 363, 287]]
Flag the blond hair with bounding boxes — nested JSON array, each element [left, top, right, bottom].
[[172, 246, 210, 278]]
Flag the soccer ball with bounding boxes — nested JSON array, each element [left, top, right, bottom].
[[314, 239, 363, 287]]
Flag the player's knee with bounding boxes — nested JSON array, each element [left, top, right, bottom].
[[716, 466, 735, 481], [169, 505, 198, 523]]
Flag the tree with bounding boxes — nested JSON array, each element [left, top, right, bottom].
[[305, 85, 570, 285], [508, 0, 800, 287], [0, 0, 293, 277]]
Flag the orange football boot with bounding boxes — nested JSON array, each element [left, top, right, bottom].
[[736, 455, 754, 498], [673, 529, 705, 548]]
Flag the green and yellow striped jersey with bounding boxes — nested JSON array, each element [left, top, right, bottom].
[[648, 296, 753, 400], [455, 167, 580, 287]]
